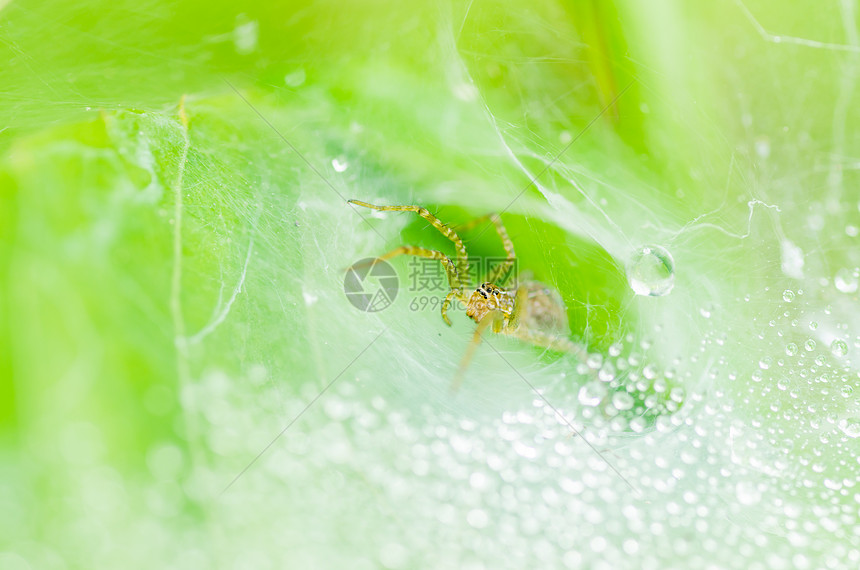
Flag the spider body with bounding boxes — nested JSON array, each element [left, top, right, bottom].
[[466, 283, 515, 330], [348, 199, 585, 388]]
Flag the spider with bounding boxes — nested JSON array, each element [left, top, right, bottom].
[[348, 199, 587, 389]]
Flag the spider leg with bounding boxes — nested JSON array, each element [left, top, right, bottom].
[[457, 213, 516, 285], [347, 246, 462, 325], [441, 289, 461, 327], [349, 200, 469, 283], [506, 284, 530, 332], [451, 309, 505, 391]]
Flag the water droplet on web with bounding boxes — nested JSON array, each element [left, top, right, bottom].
[[232, 16, 259, 55], [379, 543, 409, 569], [323, 398, 351, 421], [331, 157, 349, 172], [627, 245, 675, 296], [466, 508, 489, 528], [643, 364, 658, 380], [782, 289, 795, 302], [780, 240, 805, 279], [838, 418, 860, 438], [834, 268, 858, 293], [284, 68, 307, 87], [611, 392, 634, 411], [452, 82, 479, 102], [302, 290, 319, 306], [754, 136, 771, 159], [578, 380, 607, 406], [736, 481, 762, 505], [830, 340, 848, 357]]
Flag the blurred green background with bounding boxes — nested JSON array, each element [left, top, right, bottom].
[[2, 0, 859, 568]]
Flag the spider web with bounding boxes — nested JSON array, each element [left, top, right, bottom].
[[2, 0, 860, 568]]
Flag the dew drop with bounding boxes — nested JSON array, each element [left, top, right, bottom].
[[322, 398, 351, 421], [669, 387, 685, 403], [643, 364, 658, 380], [378, 543, 409, 569], [578, 380, 607, 407], [232, 17, 259, 55], [466, 508, 489, 528], [754, 136, 771, 159], [627, 245, 675, 296], [782, 289, 795, 302], [781, 239, 805, 279], [629, 416, 647, 432], [612, 392, 635, 411], [785, 343, 798, 356], [302, 290, 319, 306], [834, 268, 859, 293], [331, 157, 349, 172], [586, 353, 603, 369], [831, 339, 848, 357], [736, 481, 762, 505], [804, 339, 816, 352], [838, 418, 860, 438], [284, 68, 307, 87]]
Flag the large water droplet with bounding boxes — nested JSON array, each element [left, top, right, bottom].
[[284, 68, 306, 87], [578, 380, 607, 406], [834, 268, 859, 293], [612, 392, 635, 411], [754, 136, 771, 159], [627, 245, 675, 296], [331, 157, 349, 172], [736, 481, 762, 505], [830, 340, 848, 357], [780, 239, 805, 279], [838, 418, 860, 438]]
